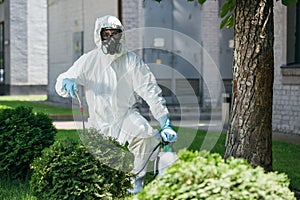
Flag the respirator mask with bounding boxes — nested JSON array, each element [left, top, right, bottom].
[[101, 28, 122, 55]]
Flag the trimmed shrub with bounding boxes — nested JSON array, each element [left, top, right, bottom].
[[78, 128, 134, 173], [137, 149, 296, 200], [0, 106, 56, 179], [30, 137, 134, 200]]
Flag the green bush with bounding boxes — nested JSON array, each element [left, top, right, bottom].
[[30, 137, 133, 200], [78, 128, 134, 173], [137, 149, 296, 200], [0, 106, 56, 179]]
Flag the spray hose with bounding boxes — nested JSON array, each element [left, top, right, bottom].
[[136, 140, 174, 177]]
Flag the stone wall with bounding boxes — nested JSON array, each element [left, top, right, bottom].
[[10, 0, 28, 84], [200, 0, 222, 107], [273, 2, 300, 135], [273, 66, 300, 135], [121, 0, 144, 56]]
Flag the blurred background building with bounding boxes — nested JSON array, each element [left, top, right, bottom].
[[0, 0, 47, 95], [0, 0, 299, 135]]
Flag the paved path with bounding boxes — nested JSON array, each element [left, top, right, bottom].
[[53, 120, 300, 145]]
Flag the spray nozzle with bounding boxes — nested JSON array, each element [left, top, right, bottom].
[[163, 142, 173, 152]]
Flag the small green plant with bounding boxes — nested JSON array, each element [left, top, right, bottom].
[[30, 136, 133, 200], [0, 106, 56, 179], [137, 149, 296, 200]]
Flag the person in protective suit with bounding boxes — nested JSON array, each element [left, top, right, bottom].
[[55, 15, 177, 194]]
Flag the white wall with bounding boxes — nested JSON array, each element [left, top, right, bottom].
[[200, 0, 222, 107], [9, 0, 47, 86], [10, 0, 28, 84], [28, 0, 48, 85], [47, 0, 119, 102]]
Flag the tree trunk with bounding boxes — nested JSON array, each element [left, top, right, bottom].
[[224, 0, 274, 171]]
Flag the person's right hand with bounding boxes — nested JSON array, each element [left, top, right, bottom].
[[62, 78, 78, 98]]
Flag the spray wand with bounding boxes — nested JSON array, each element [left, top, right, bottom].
[[74, 90, 85, 130]]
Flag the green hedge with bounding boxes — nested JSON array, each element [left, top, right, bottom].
[[0, 106, 56, 179], [30, 137, 134, 200], [137, 150, 296, 200]]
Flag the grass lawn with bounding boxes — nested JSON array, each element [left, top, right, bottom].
[[0, 96, 299, 198], [0, 176, 36, 200], [0, 95, 72, 116]]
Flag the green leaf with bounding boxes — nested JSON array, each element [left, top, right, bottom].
[[281, 0, 297, 6], [220, 14, 234, 29], [219, 0, 234, 29], [198, 0, 206, 4], [226, 14, 234, 28], [220, 2, 230, 18]]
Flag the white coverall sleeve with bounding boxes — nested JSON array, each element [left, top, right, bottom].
[[132, 55, 169, 120], [55, 54, 86, 97]]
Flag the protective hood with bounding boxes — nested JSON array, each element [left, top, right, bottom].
[[94, 15, 125, 53]]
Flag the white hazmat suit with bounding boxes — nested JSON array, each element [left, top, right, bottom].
[[55, 15, 174, 193]]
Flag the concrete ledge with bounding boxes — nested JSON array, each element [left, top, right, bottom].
[[10, 85, 47, 95], [281, 65, 300, 85], [272, 132, 300, 144], [49, 114, 74, 121]]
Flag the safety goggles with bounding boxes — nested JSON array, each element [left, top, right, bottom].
[[101, 28, 122, 41]]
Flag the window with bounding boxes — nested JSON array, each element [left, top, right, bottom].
[[282, 4, 300, 85], [287, 2, 300, 65]]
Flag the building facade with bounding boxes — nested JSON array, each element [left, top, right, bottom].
[[0, 0, 47, 95], [46, 0, 299, 135]]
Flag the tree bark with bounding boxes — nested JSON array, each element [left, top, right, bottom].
[[224, 0, 274, 171]]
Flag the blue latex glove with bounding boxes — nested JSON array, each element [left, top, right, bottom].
[[62, 78, 78, 98], [158, 116, 178, 143]]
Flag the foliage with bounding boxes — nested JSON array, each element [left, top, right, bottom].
[[219, 0, 234, 29], [281, 0, 298, 6], [30, 137, 134, 200], [78, 128, 134, 172], [136, 149, 296, 200], [0, 127, 299, 199], [217, 0, 297, 29], [0, 106, 56, 179]]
